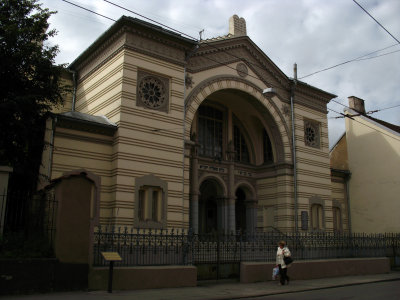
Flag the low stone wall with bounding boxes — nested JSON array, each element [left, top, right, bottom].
[[240, 257, 390, 283], [89, 265, 197, 290]]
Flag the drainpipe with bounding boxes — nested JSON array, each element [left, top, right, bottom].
[[345, 172, 352, 235], [291, 63, 298, 232]]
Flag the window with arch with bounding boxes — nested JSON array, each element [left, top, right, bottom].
[[311, 204, 324, 230], [198, 105, 223, 159], [234, 125, 250, 163], [135, 174, 167, 229], [263, 129, 273, 163]]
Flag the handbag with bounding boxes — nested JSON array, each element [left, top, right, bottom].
[[283, 256, 293, 265]]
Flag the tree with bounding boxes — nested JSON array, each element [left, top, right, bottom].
[[0, 0, 65, 190]]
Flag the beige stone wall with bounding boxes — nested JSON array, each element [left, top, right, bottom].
[[113, 49, 188, 227], [331, 175, 349, 232], [50, 127, 114, 224], [330, 135, 348, 170], [294, 103, 332, 232]]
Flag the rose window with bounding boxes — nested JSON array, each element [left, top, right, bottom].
[[139, 77, 166, 109]]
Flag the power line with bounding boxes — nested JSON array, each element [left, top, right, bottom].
[[355, 49, 400, 61], [61, 0, 116, 22], [353, 0, 400, 45], [299, 43, 399, 79], [62, 0, 399, 129], [63, 0, 400, 98], [375, 103, 400, 112]]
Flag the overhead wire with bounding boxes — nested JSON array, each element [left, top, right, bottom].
[[299, 43, 400, 79], [353, 0, 400, 45], [64, 0, 400, 95], [61, 0, 116, 22], [61, 0, 400, 140]]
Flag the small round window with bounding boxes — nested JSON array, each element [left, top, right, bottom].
[[138, 77, 166, 109]]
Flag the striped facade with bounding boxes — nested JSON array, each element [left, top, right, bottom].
[[40, 15, 347, 234]]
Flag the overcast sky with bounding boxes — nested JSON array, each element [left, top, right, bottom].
[[40, 0, 400, 147]]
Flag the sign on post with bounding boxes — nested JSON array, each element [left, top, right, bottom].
[[101, 252, 122, 293]]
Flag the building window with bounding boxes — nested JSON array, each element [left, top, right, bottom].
[[135, 175, 167, 229], [198, 105, 223, 159], [234, 125, 249, 163], [137, 186, 162, 222], [332, 207, 342, 233], [137, 70, 169, 112], [304, 120, 320, 148], [263, 129, 273, 163], [311, 204, 324, 230]]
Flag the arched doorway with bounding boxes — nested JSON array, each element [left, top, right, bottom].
[[199, 179, 224, 234], [235, 188, 246, 233]]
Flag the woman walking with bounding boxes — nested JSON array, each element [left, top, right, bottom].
[[275, 240, 291, 285]]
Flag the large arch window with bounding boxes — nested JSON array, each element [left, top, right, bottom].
[[263, 129, 273, 163], [234, 125, 250, 163], [198, 105, 223, 158]]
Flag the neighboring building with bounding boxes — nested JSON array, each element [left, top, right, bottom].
[[40, 15, 338, 234], [330, 96, 400, 233]]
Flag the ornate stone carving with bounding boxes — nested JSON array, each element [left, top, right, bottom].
[[185, 74, 194, 88], [304, 119, 321, 148], [137, 70, 169, 112], [281, 104, 290, 118]]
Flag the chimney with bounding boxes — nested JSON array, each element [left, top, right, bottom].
[[229, 15, 247, 36], [348, 96, 366, 114]]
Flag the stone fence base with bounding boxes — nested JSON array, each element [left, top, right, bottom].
[[89, 265, 197, 290], [240, 257, 390, 283]]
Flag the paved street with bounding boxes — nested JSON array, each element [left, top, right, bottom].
[[2, 272, 400, 300], [241, 281, 400, 299]]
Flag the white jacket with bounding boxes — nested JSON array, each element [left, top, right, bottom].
[[276, 246, 291, 269]]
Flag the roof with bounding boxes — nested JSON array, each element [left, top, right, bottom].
[[69, 16, 197, 69], [366, 115, 400, 134], [59, 111, 117, 128], [54, 111, 117, 136]]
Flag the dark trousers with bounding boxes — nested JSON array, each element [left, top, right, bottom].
[[278, 265, 289, 285]]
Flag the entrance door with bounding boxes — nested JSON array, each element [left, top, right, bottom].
[[199, 179, 223, 234], [235, 188, 246, 233]]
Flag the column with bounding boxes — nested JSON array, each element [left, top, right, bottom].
[[245, 199, 257, 234], [190, 145, 199, 234]]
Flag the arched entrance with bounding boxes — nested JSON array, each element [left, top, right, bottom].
[[199, 179, 224, 234], [235, 188, 246, 233]]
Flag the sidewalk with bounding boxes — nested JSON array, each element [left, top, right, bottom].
[[4, 271, 400, 300]]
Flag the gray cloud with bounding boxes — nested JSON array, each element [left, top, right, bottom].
[[41, 0, 400, 147]]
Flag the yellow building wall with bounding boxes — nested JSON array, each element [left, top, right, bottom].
[[345, 113, 400, 233]]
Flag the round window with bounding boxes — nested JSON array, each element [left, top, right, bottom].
[[138, 77, 166, 109]]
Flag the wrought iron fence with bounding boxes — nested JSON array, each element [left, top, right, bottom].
[[93, 226, 191, 266], [93, 228, 400, 267], [0, 189, 57, 239]]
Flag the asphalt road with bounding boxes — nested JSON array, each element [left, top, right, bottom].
[[242, 280, 400, 300]]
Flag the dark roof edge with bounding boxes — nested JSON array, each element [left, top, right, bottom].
[[69, 16, 197, 69], [51, 112, 117, 131]]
